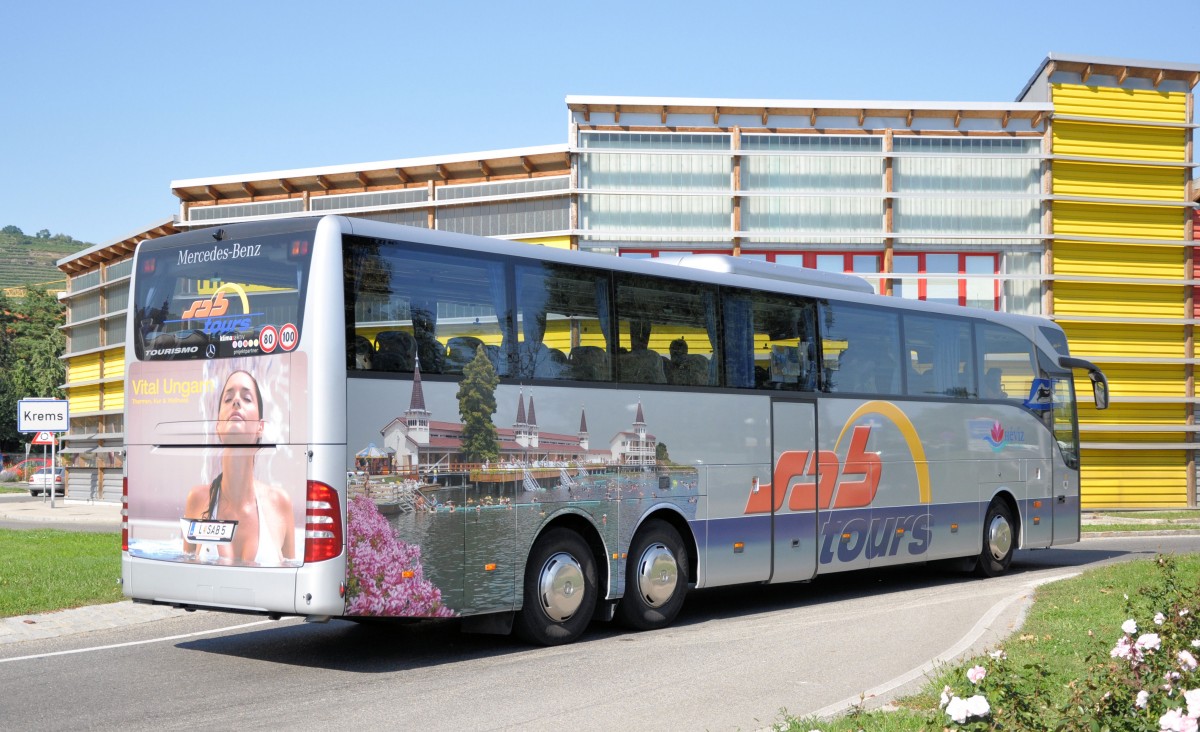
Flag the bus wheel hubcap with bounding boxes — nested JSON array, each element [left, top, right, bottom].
[[635, 543, 678, 608], [538, 552, 585, 622], [987, 514, 1012, 560]]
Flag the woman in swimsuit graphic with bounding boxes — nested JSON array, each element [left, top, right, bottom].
[[182, 369, 296, 565]]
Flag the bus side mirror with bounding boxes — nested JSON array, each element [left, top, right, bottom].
[[1059, 356, 1109, 411], [1089, 371, 1109, 410]]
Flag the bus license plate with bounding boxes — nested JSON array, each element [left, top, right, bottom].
[[184, 519, 237, 543]]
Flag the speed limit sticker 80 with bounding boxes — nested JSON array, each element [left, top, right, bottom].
[[259, 325, 278, 353]]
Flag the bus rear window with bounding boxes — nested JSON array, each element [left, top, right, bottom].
[[133, 232, 313, 361]]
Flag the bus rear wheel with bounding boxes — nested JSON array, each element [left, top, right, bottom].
[[617, 520, 688, 631], [976, 500, 1015, 577], [514, 528, 597, 646]]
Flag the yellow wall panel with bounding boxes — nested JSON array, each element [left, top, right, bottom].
[[1052, 120, 1188, 162], [1080, 400, 1187, 425], [68, 385, 101, 414], [517, 236, 572, 250], [68, 353, 102, 383], [1053, 241, 1183, 279], [1085, 364, 1187, 399], [1053, 201, 1186, 240], [103, 349, 125, 380], [104, 384, 124, 412], [1060, 322, 1184, 358], [1054, 282, 1184, 319], [1051, 83, 1189, 123], [1052, 161, 1184, 201], [1081, 450, 1187, 508]]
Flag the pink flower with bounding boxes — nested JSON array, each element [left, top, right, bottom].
[[989, 649, 1007, 661], [1137, 690, 1150, 709], [967, 665, 987, 684], [1123, 619, 1139, 635], [1186, 689, 1200, 719], [1159, 708, 1198, 732], [1113, 636, 1139, 662], [939, 685, 953, 709], [1137, 633, 1163, 653], [1180, 651, 1199, 673], [964, 695, 990, 719], [1156, 612, 1167, 626]]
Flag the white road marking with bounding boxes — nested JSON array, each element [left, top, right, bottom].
[[0, 618, 297, 664]]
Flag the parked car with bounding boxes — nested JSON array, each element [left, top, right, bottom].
[[28, 467, 65, 497]]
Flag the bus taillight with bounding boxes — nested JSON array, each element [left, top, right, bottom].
[[304, 481, 343, 563], [121, 477, 129, 552]]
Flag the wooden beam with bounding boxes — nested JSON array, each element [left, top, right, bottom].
[[1192, 72, 1200, 88], [174, 189, 193, 202], [857, 109, 865, 126], [661, 107, 668, 124], [953, 110, 962, 128], [1031, 111, 1044, 128], [613, 105, 620, 124], [279, 179, 296, 194], [205, 185, 220, 202], [355, 172, 370, 188], [1081, 64, 1092, 84], [394, 168, 411, 184], [906, 109, 914, 127], [315, 175, 332, 191], [1118, 66, 1129, 84], [520, 156, 535, 175], [241, 182, 256, 198], [435, 164, 449, 181], [581, 104, 590, 122], [810, 109, 817, 126], [713, 107, 720, 125], [1001, 110, 1011, 129], [1154, 68, 1165, 88], [478, 160, 491, 178], [761, 109, 769, 126]]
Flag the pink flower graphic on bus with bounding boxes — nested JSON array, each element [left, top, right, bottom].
[[345, 495, 455, 617], [985, 421, 1006, 451]]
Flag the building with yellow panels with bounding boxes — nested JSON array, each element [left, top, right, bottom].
[[58, 53, 1198, 506]]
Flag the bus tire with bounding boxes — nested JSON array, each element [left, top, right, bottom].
[[976, 500, 1015, 577], [617, 520, 688, 631], [514, 528, 597, 646]]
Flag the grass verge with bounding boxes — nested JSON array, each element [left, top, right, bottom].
[[1083, 523, 1200, 533], [775, 554, 1200, 731], [0, 528, 123, 617]]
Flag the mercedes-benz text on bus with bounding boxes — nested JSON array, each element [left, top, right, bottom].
[[122, 215, 1109, 645]]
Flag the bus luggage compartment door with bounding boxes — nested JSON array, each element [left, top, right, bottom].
[[769, 399, 819, 583]]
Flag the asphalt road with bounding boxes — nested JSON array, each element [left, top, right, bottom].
[[2, 535, 1197, 731]]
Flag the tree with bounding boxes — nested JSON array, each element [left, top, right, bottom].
[[36, 229, 50, 239], [456, 348, 500, 464], [1, 225, 22, 236], [0, 288, 65, 449]]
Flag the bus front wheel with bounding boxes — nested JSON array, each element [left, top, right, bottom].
[[976, 500, 1015, 577], [514, 528, 597, 646], [617, 520, 688, 631]]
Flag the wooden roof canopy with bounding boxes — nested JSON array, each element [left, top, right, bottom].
[[172, 147, 571, 205], [565, 97, 1052, 129], [58, 220, 180, 276]]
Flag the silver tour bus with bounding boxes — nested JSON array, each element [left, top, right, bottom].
[[121, 215, 1108, 645]]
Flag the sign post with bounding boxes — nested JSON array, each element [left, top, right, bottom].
[[18, 399, 68, 509]]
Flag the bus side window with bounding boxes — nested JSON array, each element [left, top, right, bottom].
[[514, 263, 611, 382], [819, 301, 901, 395], [343, 238, 509, 376], [902, 313, 975, 398], [722, 289, 817, 391], [616, 273, 718, 387], [975, 322, 1037, 404]]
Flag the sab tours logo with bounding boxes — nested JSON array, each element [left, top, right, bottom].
[[744, 401, 933, 564], [180, 283, 255, 335]]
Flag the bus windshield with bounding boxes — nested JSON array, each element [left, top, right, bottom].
[[132, 230, 313, 361]]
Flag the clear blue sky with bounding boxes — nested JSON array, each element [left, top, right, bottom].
[[1, 0, 1197, 246]]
